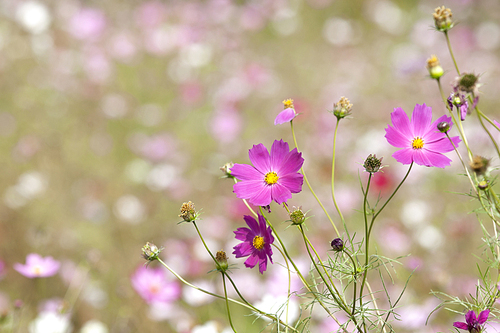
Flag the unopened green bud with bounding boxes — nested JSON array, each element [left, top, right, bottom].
[[289, 208, 306, 225], [142, 242, 163, 262], [426, 55, 444, 79], [215, 250, 229, 272]]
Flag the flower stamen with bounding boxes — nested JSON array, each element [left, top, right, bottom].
[[264, 171, 279, 185], [412, 137, 424, 149], [253, 235, 265, 250]]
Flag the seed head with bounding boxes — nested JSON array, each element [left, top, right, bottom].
[[363, 154, 383, 174], [142, 242, 163, 262], [215, 250, 229, 272], [470, 155, 490, 175], [457, 73, 480, 95], [179, 201, 199, 222], [433, 6, 453, 32], [331, 96, 352, 120]]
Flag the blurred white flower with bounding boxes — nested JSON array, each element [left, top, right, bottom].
[[80, 320, 108, 333], [16, 1, 51, 34], [254, 294, 299, 325], [113, 195, 145, 224], [29, 312, 72, 333]]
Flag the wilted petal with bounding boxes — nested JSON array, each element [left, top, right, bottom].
[[274, 108, 296, 125]]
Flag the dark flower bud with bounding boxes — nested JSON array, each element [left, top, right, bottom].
[[363, 154, 383, 174], [289, 207, 306, 225], [142, 242, 163, 262], [179, 201, 199, 222], [331, 238, 344, 252], [220, 162, 234, 179], [437, 122, 450, 133], [215, 250, 229, 272], [458, 73, 479, 93], [330, 96, 352, 120], [433, 6, 453, 32], [470, 155, 490, 175], [478, 180, 489, 190]]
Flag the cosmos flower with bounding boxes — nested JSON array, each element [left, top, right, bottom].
[[131, 266, 181, 304], [274, 99, 297, 125], [14, 254, 60, 278], [231, 140, 304, 206], [384, 103, 461, 168], [453, 310, 489, 333], [233, 214, 274, 274]]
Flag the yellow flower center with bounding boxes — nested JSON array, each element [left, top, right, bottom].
[[253, 235, 265, 250], [412, 137, 424, 149], [282, 99, 294, 109], [264, 172, 279, 185]]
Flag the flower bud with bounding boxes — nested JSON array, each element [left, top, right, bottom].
[[457, 73, 480, 95], [478, 180, 489, 190], [289, 207, 306, 225], [331, 238, 344, 252], [179, 201, 199, 222], [215, 250, 229, 272], [331, 96, 352, 120], [220, 162, 234, 179], [437, 122, 450, 133], [433, 6, 453, 32], [470, 155, 490, 175], [426, 55, 444, 79], [142, 242, 163, 262], [363, 154, 383, 174]]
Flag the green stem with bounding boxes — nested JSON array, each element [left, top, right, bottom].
[[222, 273, 238, 333], [359, 173, 372, 311], [331, 118, 345, 225], [193, 221, 217, 263], [475, 105, 500, 159], [444, 31, 460, 75], [272, 243, 291, 332], [290, 121, 341, 237]]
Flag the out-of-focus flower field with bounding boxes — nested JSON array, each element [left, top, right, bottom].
[[1, 0, 500, 332]]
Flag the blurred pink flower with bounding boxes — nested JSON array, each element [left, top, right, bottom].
[[69, 8, 107, 41], [14, 254, 60, 278], [209, 108, 242, 144], [131, 266, 181, 304], [135, 1, 167, 29]]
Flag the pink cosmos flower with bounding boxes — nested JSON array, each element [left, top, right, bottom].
[[233, 214, 274, 274], [131, 266, 181, 304], [385, 103, 461, 168], [14, 254, 60, 278], [453, 309, 489, 332], [231, 140, 304, 206], [274, 99, 297, 125]]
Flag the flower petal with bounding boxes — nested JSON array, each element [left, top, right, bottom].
[[230, 163, 263, 181], [452, 322, 469, 330], [385, 125, 411, 148], [248, 143, 271, 173], [243, 252, 259, 269], [276, 148, 304, 175], [270, 140, 290, 171], [390, 107, 414, 139], [411, 104, 433, 136], [477, 310, 490, 324], [257, 250, 268, 274], [465, 310, 477, 325], [278, 173, 304, 194], [392, 148, 414, 165], [234, 226, 253, 241], [234, 181, 272, 206], [233, 242, 253, 257], [413, 149, 452, 168], [244, 215, 261, 235], [274, 108, 296, 125], [270, 183, 292, 204]]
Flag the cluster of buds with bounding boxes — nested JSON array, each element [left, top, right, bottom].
[[426, 55, 444, 80], [142, 242, 163, 262], [179, 201, 200, 223], [363, 154, 383, 174], [433, 6, 453, 32], [331, 96, 352, 120]]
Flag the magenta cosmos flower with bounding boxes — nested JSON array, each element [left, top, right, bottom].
[[453, 310, 489, 333], [233, 214, 274, 274], [14, 254, 60, 278], [131, 266, 181, 304], [231, 139, 304, 206], [385, 103, 461, 168]]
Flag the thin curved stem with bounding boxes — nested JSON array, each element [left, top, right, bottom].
[[331, 118, 345, 225], [444, 31, 460, 75], [222, 273, 238, 333], [272, 243, 291, 332]]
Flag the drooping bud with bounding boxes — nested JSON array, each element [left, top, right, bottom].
[[433, 6, 453, 32], [289, 207, 306, 225], [179, 201, 199, 222], [457, 73, 480, 95], [220, 162, 235, 179], [437, 121, 450, 133], [363, 154, 383, 174], [331, 96, 352, 120], [470, 155, 490, 175], [478, 180, 489, 190], [215, 250, 229, 272], [426, 55, 444, 79], [142, 242, 163, 262], [331, 238, 344, 252]]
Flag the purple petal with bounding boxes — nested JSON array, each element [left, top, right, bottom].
[[425, 137, 459, 153], [276, 148, 304, 175], [248, 143, 271, 173], [244, 215, 261, 235], [453, 322, 469, 330], [278, 173, 304, 194], [390, 108, 414, 139], [411, 104, 433, 137], [460, 103, 468, 121], [494, 120, 500, 128], [465, 310, 477, 325], [230, 163, 263, 181], [477, 310, 490, 324], [274, 108, 296, 125], [257, 251, 268, 274], [392, 148, 414, 165], [243, 253, 259, 269], [270, 140, 290, 171], [413, 149, 452, 168], [234, 227, 253, 241], [257, 214, 268, 234], [233, 242, 253, 258], [472, 96, 479, 109], [270, 183, 292, 204]]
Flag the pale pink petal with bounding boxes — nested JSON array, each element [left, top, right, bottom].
[[411, 104, 432, 136], [270, 140, 290, 171], [390, 108, 413, 139], [248, 144, 271, 173], [233, 180, 266, 202], [274, 108, 296, 125], [385, 126, 411, 148], [413, 149, 452, 168], [392, 148, 414, 165]]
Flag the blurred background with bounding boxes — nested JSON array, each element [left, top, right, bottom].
[[1, 0, 500, 332]]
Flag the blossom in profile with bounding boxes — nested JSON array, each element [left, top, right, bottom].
[[231, 139, 304, 206], [274, 99, 297, 125], [131, 266, 181, 304], [384, 104, 461, 168], [453, 309, 489, 333], [14, 254, 60, 278], [233, 214, 274, 274]]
